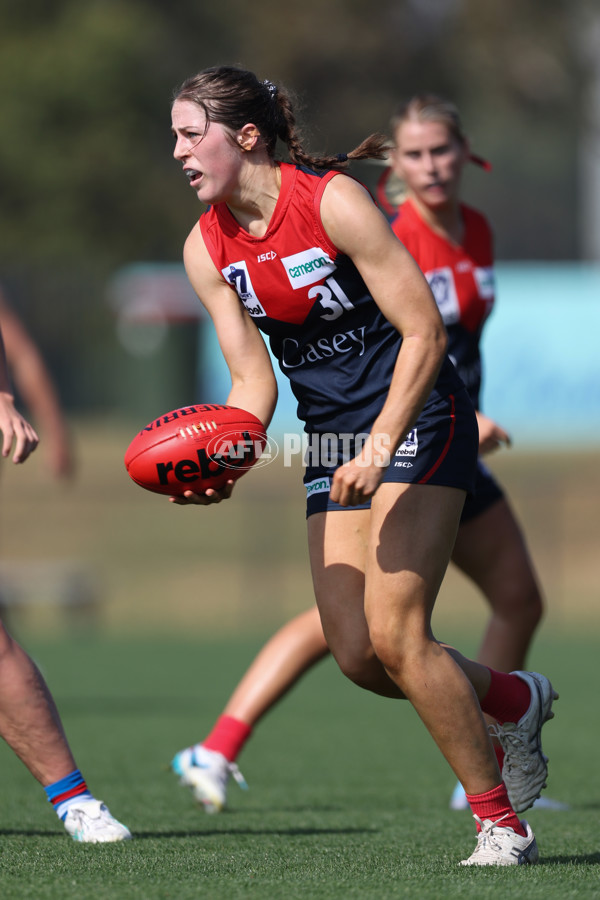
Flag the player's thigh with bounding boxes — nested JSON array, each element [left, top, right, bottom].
[[307, 508, 372, 660], [365, 482, 466, 635], [452, 496, 539, 603]]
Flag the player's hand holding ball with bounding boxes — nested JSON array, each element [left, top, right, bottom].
[[124, 404, 267, 504]]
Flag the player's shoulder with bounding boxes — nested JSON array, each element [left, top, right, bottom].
[[390, 200, 421, 241], [183, 217, 225, 288]]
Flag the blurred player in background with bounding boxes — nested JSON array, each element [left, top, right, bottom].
[[0, 290, 131, 842], [0, 292, 75, 480], [170, 89, 565, 820], [167, 65, 557, 865]]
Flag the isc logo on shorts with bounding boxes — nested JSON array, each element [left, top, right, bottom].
[[395, 429, 418, 458], [305, 476, 331, 497]]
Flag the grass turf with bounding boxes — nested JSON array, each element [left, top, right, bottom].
[[0, 633, 598, 899]]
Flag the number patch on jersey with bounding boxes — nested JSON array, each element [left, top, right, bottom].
[[222, 261, 267, 317], [425, 268, 460, 325]]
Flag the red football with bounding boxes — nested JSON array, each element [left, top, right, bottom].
[[124, 404, 267, 496]]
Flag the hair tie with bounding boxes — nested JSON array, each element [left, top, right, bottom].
[[262, 79, 278, 100], [336, 153, 349, 163], [469, 152, 492, 172]]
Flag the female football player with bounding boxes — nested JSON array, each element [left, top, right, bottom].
[[168, 66, 556, 865]]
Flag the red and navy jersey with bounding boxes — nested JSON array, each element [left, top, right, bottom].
[[200, 162, 465, 435], [391, 199, 495, 409]]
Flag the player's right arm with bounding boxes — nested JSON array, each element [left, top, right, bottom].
[[0, 295, 73, 477], [184, 224, 278, 427], [0, 316, 39, 464], [172, 224, 278, 506]]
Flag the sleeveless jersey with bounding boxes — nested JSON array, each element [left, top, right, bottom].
[[391, 199, 494, 408], [200, 163, 465, 435]]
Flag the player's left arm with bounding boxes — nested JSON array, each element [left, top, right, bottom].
[[320, 175, 447, 504]]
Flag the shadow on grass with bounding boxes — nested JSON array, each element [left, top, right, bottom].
[[0, 826, 374, 839], [0, 830, 62, 838], [131, 826, 375, 839]]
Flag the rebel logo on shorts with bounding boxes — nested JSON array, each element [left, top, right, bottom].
[[395, 429, 419, 458]]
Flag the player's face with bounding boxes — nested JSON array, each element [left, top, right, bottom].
[[172, 99, 242, 205], [392, 120, 467, 209]]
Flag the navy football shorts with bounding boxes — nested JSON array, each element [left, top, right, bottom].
[[304, 387, 479, 518], [459, 460, 504, 523]]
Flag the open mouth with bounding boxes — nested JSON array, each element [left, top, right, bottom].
[[184, 168, 202, 187]]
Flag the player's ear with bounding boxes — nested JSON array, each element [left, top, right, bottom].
[[237, 124, 261, 152]]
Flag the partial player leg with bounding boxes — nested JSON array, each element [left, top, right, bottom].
[[362, 482, 502, 796], [310, 482, 546, 864], [307, 507, 406, 699], [452, 497, 543, 673], [0, 621, 131, 842], [448, 496, 554, 811], [172, 606, 329, 812], [222, 606, 329, 725]]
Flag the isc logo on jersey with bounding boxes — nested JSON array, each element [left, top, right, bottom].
[[223, 261, 267, 318], [281, 247, 337, 289]]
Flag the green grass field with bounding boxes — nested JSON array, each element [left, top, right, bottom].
[[0, 420, 599, 897], [0, 633, 598, 899]]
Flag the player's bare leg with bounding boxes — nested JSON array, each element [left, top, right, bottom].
[[0, 621, 131, 842], [452, 497, 543, 673], [222, 606, 329, 726], [447, 496, 557, 810], [0, 621, 76, 785], [309, 486, 499, 794]]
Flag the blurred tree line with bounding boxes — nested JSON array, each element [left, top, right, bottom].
[[0, 0, 595, 414]]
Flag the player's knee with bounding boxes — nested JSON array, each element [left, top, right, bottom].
[[491, 578, 544, 629], [334, 643, 380, 689]]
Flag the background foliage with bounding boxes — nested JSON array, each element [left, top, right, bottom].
[[0, 0, 597, 411]]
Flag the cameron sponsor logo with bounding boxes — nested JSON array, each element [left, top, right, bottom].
[[281, 326, 366, 369], [305, 476, 331, 497], [281, 247, 336, 289]]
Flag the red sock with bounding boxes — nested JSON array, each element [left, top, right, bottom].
[[465, 783, 526, 837], [203, 715, 252, 763], [480, 669, 531, 725]]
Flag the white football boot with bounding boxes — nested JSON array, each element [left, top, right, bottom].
[[461, 815, 538, 866], [171, 744, 247, 813], [63, 799, 132, 843]]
